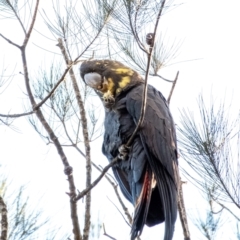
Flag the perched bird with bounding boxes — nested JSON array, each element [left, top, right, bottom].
[[80, 60, 179, 240]]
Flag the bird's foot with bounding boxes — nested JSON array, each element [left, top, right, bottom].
[[118, 144, 130, 161]]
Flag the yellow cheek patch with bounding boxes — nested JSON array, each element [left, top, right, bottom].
[[100, 77, 115, 94], [105, 77, 115, 94], [113, 67, 133, 90], [113, 68, 134, 75], [103, 90, 113, 98], [118, 76, 131, 88]]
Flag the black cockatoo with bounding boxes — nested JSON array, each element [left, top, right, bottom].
[[80, 59, 179, 240]]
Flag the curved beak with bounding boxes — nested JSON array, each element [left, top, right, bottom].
[[84, 72, 102, 89]]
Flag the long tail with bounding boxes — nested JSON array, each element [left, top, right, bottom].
[[131, 166, 153, 240], [156, 165, 178, 240]]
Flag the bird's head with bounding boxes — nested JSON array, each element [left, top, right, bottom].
[[80, 59, 143, 105]]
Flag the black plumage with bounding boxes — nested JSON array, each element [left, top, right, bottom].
[[80, 60, 179, 240]]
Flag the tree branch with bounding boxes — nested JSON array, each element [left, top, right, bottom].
[[106, 196, 131, 227], [126, 0, 166, 147], [0, 195, 8, 240], [22, 0, 40, 48], [33, 66, 75, 110], [152, 73, 175, 83], [166, 72, 189, 239], [57, 38, 91, 240], [63, 134, 133, 227], [22, 52, 82, 240], [0, 33, 21, 49], [167, 71, 179, 104], [74, 157, 119, 201], [214, 200, 240, 222], [104, 177, 132, 225], [9, 2, 82, 239], [32, 13, 108, 112], [178, 181, 191, 240], [102, 223, 117, 240], [0, 111, 34, 118], [5, 0, 27, 35]]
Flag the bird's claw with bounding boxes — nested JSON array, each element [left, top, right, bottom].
[[118, 144, 130, 160]]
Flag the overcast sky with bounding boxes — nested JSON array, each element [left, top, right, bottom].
[[1, 0, 240, 239]]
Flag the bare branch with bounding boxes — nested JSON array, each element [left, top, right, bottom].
[[178, 181, 191, 240], [167, 71, 189, 239], [0, 195, 8, 240], [25, 88, 82, 240], [0, 33, 21, 49], [74, 157, 119, 201], [104, 176, 132, 225], [4, 0, 27, 34], [102, 223, 117, 240], [0, 111, 34, 118], [126, 0, 166, 147], [167, 71, 179, 104], [22, 0, 40, 47], [106, 196, 131, 227], [10, 3, 82, 239], [57, 38, 91, 240], [65, 138, 132, 227], [152, 73, 175, 82], [32, 10, 108, 112], [214, 200, 240, 222], [33, 66, 72, 110]]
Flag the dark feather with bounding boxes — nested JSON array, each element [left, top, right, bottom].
[[102, 84, 178, 239], [126, 84, 179, 240], [80, 60, 179, 240]]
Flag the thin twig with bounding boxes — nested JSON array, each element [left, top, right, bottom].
[[178, 181, 191, 240], [0, 195, 8, 240], [207, 148, 240, 209], [209, 199, 223, 215], [127, 8, 147, 54], [33, 65, 73, 110], [167, 72, 190, 239], [102, 223, 117, 240], [167, 71, 179, 104], [67, 138, 132, 226], [103, 175, 132, 225], [6, 1, 82, 239], [57, 38, 91, 240], [214, 200, 240, 222], [0, 111, 34, 118], [110, 185, 132, 224], [24, 39, 83, 240], [70, 139, 133, 226], [106, 196, 131, 227], [5, 0, 26, 35], [0, 33, 21, 49], [126, 0, 166, 147], [32, 14, 108, 112], [152, 73, 175, 83], [22, 0, 40, 48], [74, 157, 119, 201]]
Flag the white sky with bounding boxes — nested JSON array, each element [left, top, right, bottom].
[[1, 0, 240, 239]]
